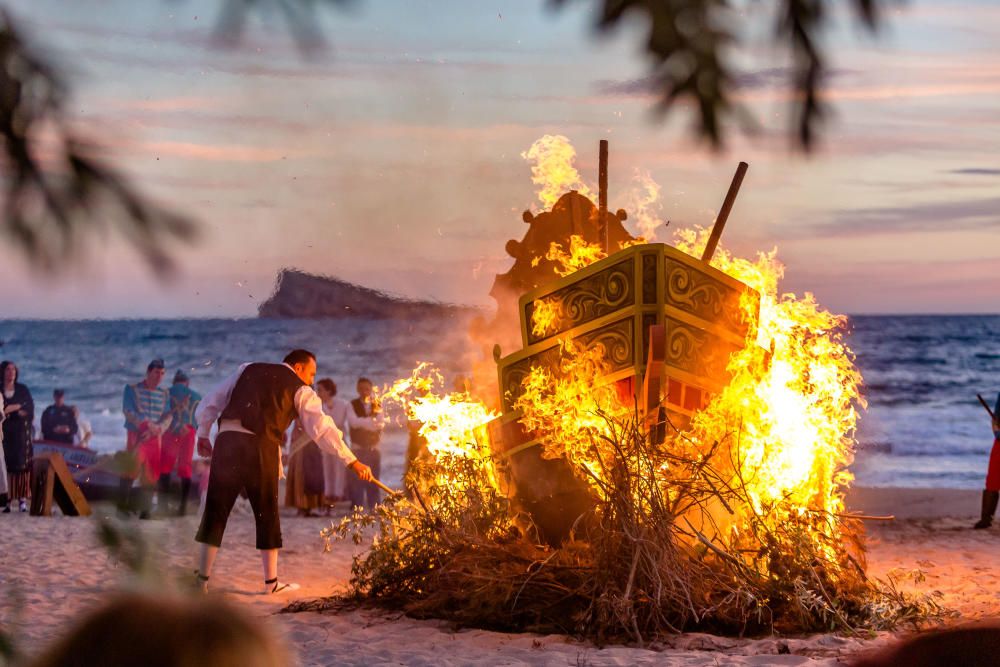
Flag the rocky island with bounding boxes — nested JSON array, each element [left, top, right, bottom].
[[258, 269, 477, 319]]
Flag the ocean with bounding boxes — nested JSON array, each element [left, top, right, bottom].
[[0, 315, 997, 489]]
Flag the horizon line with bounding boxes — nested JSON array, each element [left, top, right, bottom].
[[2, 311, 1000, 323]]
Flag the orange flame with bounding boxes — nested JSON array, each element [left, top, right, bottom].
[[536, 234, 607, 277], [623, 168, 664, 241], [673, 227, 864, 520], [513, 339, 624, 496], [379, 363, 500, 490], [530, 297, 561, 339], [521, 135, 595, 210]]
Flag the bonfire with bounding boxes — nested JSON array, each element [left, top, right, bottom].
[[292, 137, 946, 642]]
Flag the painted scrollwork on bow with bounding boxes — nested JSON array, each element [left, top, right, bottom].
[[502, 318, 635, 411], [664, 257, 748, 335], [664, 317, 737, 383], [526, 259, 635, 344], [577, 318, 634, 369]]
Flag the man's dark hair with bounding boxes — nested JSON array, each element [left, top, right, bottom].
[[283, 349, 316, 367], [316, 378, 337, 396], [356, 376, 372, 387], [53, 388, 65, 398]]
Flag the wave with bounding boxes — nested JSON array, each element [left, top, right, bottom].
[[855, 441, 892, 453], [140, 333, 191, 342]]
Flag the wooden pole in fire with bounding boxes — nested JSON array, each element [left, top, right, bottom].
[[598, 139, 609, 254], [701, 161, 749, 263]]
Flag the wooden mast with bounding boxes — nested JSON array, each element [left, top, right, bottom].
[[702, 161, 748, 262], [598, 139, 609, 253]]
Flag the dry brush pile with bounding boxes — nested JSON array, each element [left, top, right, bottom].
[[287, 412, 948, 643]]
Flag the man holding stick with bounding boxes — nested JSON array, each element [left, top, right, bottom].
[[193, 349, 373, 594], [973, 392, 1000, 529]]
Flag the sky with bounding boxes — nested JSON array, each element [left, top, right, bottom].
[[2, 0, 999, 318]]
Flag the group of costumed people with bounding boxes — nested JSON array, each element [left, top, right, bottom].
[[119, 359, 203, 518]]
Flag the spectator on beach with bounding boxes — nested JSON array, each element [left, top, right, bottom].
[[347, 376, 386, 512], [40, 389, 78, 444], [403, 388, 429, 486], [120, 358, 172, 519], [0, 391, 8, 510], [72, 406, 93, 447], [2, 360, 34, 513], [193, 349, 371, 595], [284, 421, 325, 517], [27, 592, 291, 667], [973, 391, 1000, 529], [159, 370, 201, 516], [316, 377, 350, 511]]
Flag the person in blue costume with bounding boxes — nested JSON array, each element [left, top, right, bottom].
[[159, 370, 202, 516]]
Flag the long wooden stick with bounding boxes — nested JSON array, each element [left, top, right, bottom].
[[598, 139, 609, 254], [287, 433, 401, 496], [371, 477, 402, 497], [702, 161, 748, 262], [978, 393, 995, 420]]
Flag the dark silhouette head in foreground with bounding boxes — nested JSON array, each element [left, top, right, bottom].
[[851, 624, 1000, 667], [29, 592, 290, 667]]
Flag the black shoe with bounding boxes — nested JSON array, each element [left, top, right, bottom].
[[178, 478, 192, 517], [157, 474, 172, 514], [137, 486, 154, 518], [117, 478, 134, 514], [974, 490, 999, 529], [139, 510, 152, 520]]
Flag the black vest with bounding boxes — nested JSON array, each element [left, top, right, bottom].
[[220, 363, 304, 450], [349, 398, 381, 449]]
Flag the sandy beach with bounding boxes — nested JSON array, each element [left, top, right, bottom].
[[0, 486, 995, 666]]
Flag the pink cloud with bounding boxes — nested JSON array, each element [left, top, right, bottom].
[[140, 140, 302, 163], [111, 96, 225, 113]]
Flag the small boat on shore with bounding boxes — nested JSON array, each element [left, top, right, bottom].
[[33, 440, 99, 471], [33, 439, 203, 502]]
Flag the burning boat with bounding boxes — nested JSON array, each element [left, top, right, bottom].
[[486, 144, 759, 545], [340, 138, 878, 638]]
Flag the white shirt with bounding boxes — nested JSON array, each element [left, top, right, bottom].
[[195, 363, 356, 466], [324, 396, 352, 439], [346, 399, 387, 433], [73, 412, 93, 447]]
